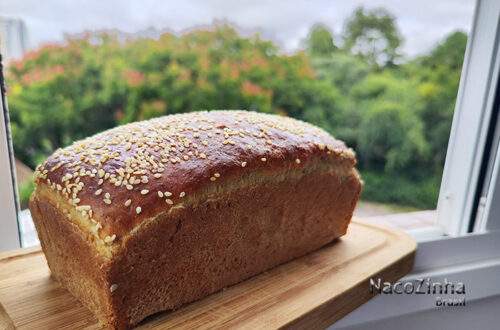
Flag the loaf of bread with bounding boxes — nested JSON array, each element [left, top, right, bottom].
[[29, 110, 361, 329]]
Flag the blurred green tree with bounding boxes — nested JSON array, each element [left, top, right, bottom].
[[352, 72, 428, 172], [305, 24, 337, 56], [405, 31, 467, 172], [7, 24, 342, 170], [342, 6, 403, 67]]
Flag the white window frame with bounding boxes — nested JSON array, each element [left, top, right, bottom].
[[436, 0, 500, 237], [0, 55, 20, 250], [0, 1, 500, 326], [0, 2, 495, 244], [2, 5, 486, 249]]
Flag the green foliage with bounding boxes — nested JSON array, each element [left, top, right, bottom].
[[342, 6, 403, 67], [19, 179, 34, 209], [305, 24, 337, 56], [349, 71, 427, 172], [8, 25, 342, 169], [361, 170, 441, 209], [358, 100, 428, 172], [311, 52, 370, 93], [404, 31, 467, 172], [305, 19, 465, 208], [421, 31, 468, 71], [7, 11, 468, 210]]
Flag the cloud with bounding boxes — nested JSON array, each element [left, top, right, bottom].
[[0, 0, 475, 57]]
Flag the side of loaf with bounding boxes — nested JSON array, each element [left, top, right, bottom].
[[29, 110, 362, 329]]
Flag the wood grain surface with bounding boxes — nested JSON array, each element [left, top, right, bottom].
[[0, 220, 416, 329]]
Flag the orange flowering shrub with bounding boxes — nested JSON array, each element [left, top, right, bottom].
[[8, 24, 343, 169]]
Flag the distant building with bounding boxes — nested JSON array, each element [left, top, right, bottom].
[[0, 17, 28, 62]]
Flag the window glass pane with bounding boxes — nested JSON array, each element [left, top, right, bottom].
[[1, 0, 475, 245]]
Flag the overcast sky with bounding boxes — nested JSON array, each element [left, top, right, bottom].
[[1, 0, 476, 58]]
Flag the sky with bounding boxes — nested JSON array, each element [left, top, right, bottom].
[[1, 0, 476, 58]]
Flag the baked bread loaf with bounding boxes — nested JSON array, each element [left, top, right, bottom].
[[29, 110, 361, 329]]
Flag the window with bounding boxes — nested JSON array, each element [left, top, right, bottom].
[[3, 0, 500, 327], [335, 0, 500, 326], [1, 1, 488, 236], [0, 1, 477, 248]]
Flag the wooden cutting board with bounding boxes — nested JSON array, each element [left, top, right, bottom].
[[0, 220, 416, 329]]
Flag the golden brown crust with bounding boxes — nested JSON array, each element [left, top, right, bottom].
[[29, 193, 113, 326], [31, 156, 361, 329], [33, 110, 356, 241]]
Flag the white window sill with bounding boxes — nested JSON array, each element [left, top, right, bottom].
[[356, 208, 446, 241], [331, 226, 500, 328], [18, 209, 39, 248]]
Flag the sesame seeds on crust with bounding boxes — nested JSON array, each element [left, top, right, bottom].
[[34, 110, 354, 238]]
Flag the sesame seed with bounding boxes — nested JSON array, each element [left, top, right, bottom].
[[37, 112, 339, 217], [179, 191, 186, 198], [104, 234, 116, 244], [141, 189, 149, 195], [105, 192, 110, 199], [165, 198, 174, 205], [136, 206, 142, 214], [124, 199, 132, 207], [110, 284, 118, 293]]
